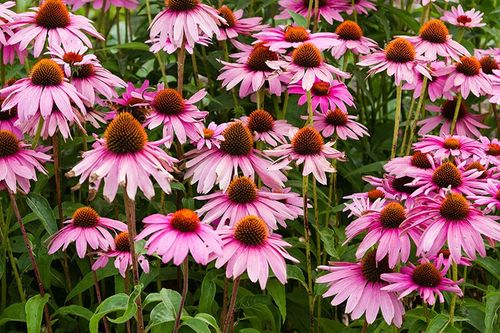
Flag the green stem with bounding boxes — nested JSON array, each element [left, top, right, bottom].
[[173, 259, 189, 333], [399, 97, 416, 155], [405, 76, 428, 155], [32, 117, 44, 149], [313, 0, 320, 32], [449, 262, 458, 326], [222, 41, 240, 109], [191, 49, 201, 89], [177, 40, 187, 94], [306, 90, 313, 125], [391, 84, 403, 159], [312, 180, 320, 261], [351, 0, 358, 23], [0, 199, 25, 302], [281, 92, 289, 120], [302, 175, 314, 331], [449, 94, 463, 135], [306, 0, 314, 28], [223, 277, 241, 333]]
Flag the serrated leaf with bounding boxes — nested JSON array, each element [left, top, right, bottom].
[[26, 194, 57, 235], [25, 294, 50, 333]]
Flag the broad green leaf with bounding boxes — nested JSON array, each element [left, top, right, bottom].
[[108, 284, 143, 324], [425, 314, 449, 333], [25, 294, 50, 333], [194, 313, 220, 333], [55, 305, 93, 321], [199, 270, 217, 314], [26, 194, 57, 235], [287, 11, 307, 28], [476, 257, 500, 281], [181, 317, 210, 333], [267, 280, 286, 323], [89, 294, 128, 333], [147, 302, 176, 330], [318, 227, 339, 259], [0, 303, 26, 326], [287, 265, 307, 289], [66, 265, 118, 302], [484, 287, 500, 333]]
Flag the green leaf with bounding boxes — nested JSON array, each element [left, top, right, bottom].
[[476, 257, 500, 281], [194, 313, 220, 333], [107, 284, 143, 324], [287, 265, 307, 289], [146, 289, 182, 330], [267, 280, 286, 323], [25, 294, 50, 333], [55, 305, 93, 321], [425, 314, 449, 333], [239, 329, 261, 333], [26, 194, 57, 235], [484, 287, 500, 333], [89, 294, 128, 333], [182, 317, 210, 333], [199, 270, 217, 314], [0, 303, 26, 326], [66, 264, 118, 302], [287, 11, 307, 28], [102, 42, 150, 52], [318, 227, 339, 259]]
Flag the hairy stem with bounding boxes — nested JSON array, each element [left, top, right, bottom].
[[223, 277, 241, 333], [390, 84, 403, 159], [173, 259, 189, 333]]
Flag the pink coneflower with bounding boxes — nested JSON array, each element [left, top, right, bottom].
[[441, 5, 485, 29], [384, 152, 433, 178], [404, 192, 500, 262], [381, 259, 463, 305], [275, 0, 345, 24], [138, 85, 207, 147], [148, 0, 224, 50], [407, 159, 483, 197], [48, 206, 127, 258], [329, 20, 378, 59], [469, 179, 500, 212], [241, 109, 293, 146], [195, 176, 302, 230], [217, 42, 285, 98], [358, 37, 430, 85], [308, 109, 369, 140], [0, 59, 87, 121], [193, 121, 226, 150], [402, 19, 469, 61], [8, 0, 103, 57], [413, 135, 484, 161], [106, 80, 151, 121], [184, 122, 287, 193], [49, 43, 126, 104], [418, 98, 488, 138], [0, 101, 21, 138], [266, 127, 346, 184], [363, 174, 421, 203], [345, 201, 420, 268], [344, 0, 377, 15], [66, 113, 178, 202], [18, 106, 85, 141], [136, 209, 222, 266], [317, 251, 404, 327], [442, 56, 492, 98], [254, 25, 338, 52], [0, 1, 15, 22], [268, 43, 349, 90], [215, 215, 298, 289], [343, 196, 386, 218], [426, 249, 472, 271], [402, 61, 451, 102], [489, 69, 500, 104], [92, 232, 149, 278], [0, 130, 51, 193], [217, 6, 266, 41], [478, 136, 500, 167], [288, 80, 354, 113], [148, 34, 211, 55], [67, 0, 139, 11], [1, 38, 28, 65]]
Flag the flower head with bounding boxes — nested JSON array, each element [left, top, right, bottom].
[[193, 121, 227, 150], [442, 56, 492, 98], [413, 134, 484, 161], [48, 206, 127, 258], [441, 5, 485, 29], [215, 215, 298, 289], [8, 0, 103, 57], [217, 6, 266, 40], [0, 130, 51, 193], [92, 231, 149, 277], [402, 61, 451, 101], [404, 192, 500, 262], [330, 20, 378, 59], [267, 127, 346, 184], [274, 0, 345, 24], [149, 0, 225, 51], [309, 109, 369, 140], [67, 113, 178, 202], [381, 259, 463, 305], [136, 209, 222, 266], [288, 80, 354, 113], [196, 176, 303, 229], [185, 121, 287, 193], [241, 109, 294, 146], [317, 251, 404, 327], [358, 37, 431, 85], [254, 25, 338, 52]]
